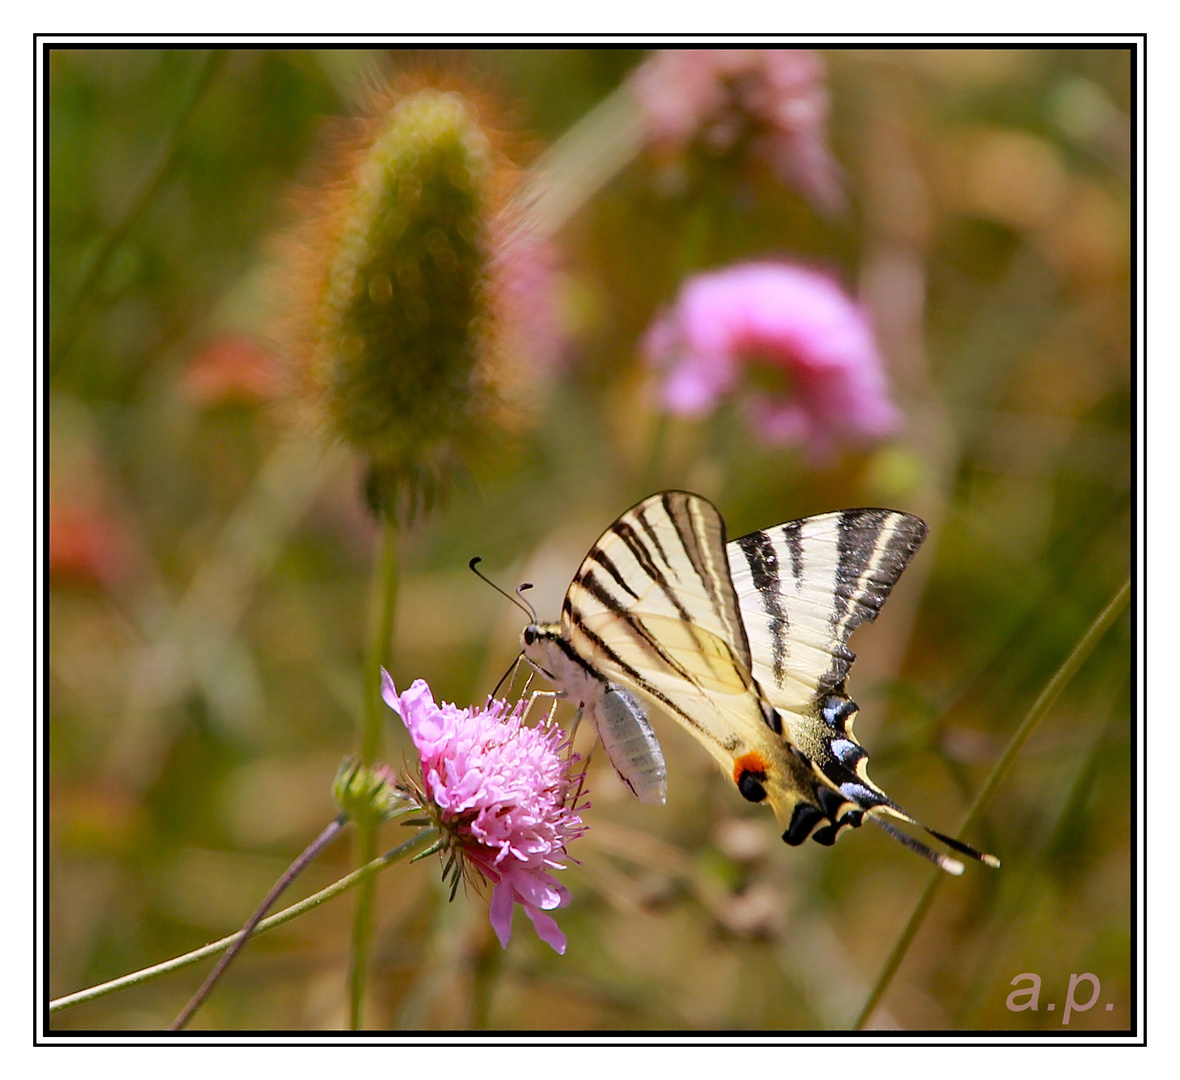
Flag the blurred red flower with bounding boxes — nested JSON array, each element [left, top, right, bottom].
[[49, 502, 127, 588], [180, 336, 280, 406]]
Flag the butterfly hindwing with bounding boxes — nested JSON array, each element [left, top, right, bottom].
[[726, 509, 928, 824]]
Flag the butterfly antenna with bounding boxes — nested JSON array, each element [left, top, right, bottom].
[[515, 582, 538, 622], [468, 557, 537, 621]]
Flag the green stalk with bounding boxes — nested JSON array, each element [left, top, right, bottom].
[[52, 50, 226, 371], [346, 518, 399, 1029], [49, 828, 437, 1018], [170, 813, 348, 1030], [853, 576, 1130, 1030]]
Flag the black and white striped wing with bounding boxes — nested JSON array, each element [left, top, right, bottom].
[[559, 491, 784, 780], [727, 509, 928, 716], [725, 510, 926, 828]]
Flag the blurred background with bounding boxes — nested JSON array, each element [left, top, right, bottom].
[[47, 47, 1132, 1031]]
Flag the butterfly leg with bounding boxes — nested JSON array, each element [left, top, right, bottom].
[[521, 689, 563, 726]]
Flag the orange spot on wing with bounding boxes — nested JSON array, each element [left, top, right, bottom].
[[733, 752, 768, 784]]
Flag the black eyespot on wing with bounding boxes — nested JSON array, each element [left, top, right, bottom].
[[839, 781, 884, 810], [783, 803, 825, 846], [737, 769, 768, 803], [829, 737, 866, 770]]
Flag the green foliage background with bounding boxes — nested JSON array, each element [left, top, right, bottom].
[[48, 48, 1132, 1032]]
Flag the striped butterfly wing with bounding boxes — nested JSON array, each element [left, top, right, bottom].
[[726, 510, 997, 868], [727, 509, 927, 714], [559, 491, 794, 785], [726, 510, 925, 825]]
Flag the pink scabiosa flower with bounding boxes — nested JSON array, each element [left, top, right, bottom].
[[381, 670, 587, 954], [642, 261, 901, 458], [631, 49, 842, 213]]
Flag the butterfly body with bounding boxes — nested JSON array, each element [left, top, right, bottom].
[[520, 491, 998, 873], [523, 625, 668, 804]]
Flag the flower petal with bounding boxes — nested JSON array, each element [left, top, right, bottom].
[[380, 668, 401, 715], [488, 881, 515, 949], [391, 676, 587, 955], [523, 905, 567, 954]]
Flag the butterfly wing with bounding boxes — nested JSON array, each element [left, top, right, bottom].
[[550, 494, 995, 872], [727, 509, 927, 713], [728, 510, 955, 838], [559, 492, 844, 831]]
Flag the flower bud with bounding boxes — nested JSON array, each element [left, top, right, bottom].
[[332, 756, 403, 827]]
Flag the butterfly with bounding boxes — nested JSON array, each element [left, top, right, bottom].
[[520, 490, 998, 874]]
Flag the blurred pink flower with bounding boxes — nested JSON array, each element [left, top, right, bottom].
[[493, 226, 564, 373], [382, 670, 586, 954], [642, 262, 900, 458], [631, 49, 843, 212]]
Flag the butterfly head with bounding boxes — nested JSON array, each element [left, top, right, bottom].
[[520, 622, 564, 682]]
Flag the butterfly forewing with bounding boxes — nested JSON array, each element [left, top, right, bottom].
[[727, 509, 928, 713], [561, 492, 782, 775]]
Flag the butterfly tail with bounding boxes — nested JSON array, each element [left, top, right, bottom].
[[869, 801, 1001, 872]]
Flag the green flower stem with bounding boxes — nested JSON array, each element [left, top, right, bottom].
[[169, 813, 349, 1031], [49, 827, 438, 1018], [853, 576, 1130, 1031], [638, 412, 670, 495], [347, 518, 399, 1029], [52, 49, 226, 371], [361, 521, 399, 765]]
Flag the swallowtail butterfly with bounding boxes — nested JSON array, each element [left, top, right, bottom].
[[520, 491, 997, 874]]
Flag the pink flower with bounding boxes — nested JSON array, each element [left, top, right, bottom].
[[381, 671, 586, 954], [493, 225, 564, 374], [642, 262, 900, 458], [631, 49, 842, 212]]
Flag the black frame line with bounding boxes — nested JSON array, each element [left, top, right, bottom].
[[35, 31, 1144, 1047]]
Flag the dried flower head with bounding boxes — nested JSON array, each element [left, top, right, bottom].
[[631, 49, 843, 212], [382, 671, 587, 954], [642, 261, 900, 458], [276, 79, 558, 522]]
